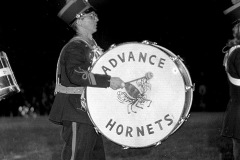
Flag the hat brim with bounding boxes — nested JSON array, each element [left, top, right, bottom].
[[224, 2, 240, 23]]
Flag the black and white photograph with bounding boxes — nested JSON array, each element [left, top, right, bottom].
[[0, 0, 239, 159]]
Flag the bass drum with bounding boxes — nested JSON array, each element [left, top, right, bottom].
[[86, 41, 194, 148], [0, 51, 20, 101]]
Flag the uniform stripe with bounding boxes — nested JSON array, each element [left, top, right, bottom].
[[70, 122, 77, 160], [58, 0, 77, 17]]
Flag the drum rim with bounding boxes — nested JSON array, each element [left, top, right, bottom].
[[154, 44, 193, 134], [86, 42, 194, 148]]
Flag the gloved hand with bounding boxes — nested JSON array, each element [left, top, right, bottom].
[[110, 77, 125, 90]]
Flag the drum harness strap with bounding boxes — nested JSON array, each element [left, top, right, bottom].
[[54, 36, 97, 95], [223, 45, 240, 86]]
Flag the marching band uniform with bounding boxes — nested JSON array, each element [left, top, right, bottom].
[[48, 0, 120, 159], [222, 45, 240, 140], [222, 3, 240, 159], [49, 35, 109, 160], [221, 45, 240, 160], [49, 36, 110, 126]]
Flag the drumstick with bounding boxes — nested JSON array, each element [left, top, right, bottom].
[[124, 72, 153, 84]]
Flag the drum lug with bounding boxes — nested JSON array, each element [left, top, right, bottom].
[[186, 114, 191, 121], [170, 55, 184, 62], [179, 114, 191, 124], [141, 40, 157, 45], [185, 83, 195, 92], [183, 114, 191, 122], [94, 127, 101, 135], [154, 141, 161, 147], [178, 118, 185, 124], [109, 44, 116, 50], [122, 146, 129, 150]]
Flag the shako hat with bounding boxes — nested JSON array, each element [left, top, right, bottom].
[[58, 0, 95, 25], [224, 2, 240, 24]]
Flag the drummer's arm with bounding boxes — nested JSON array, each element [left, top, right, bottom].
[[65, 41, 111, 88]]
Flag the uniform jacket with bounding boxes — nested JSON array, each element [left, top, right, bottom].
[[49, 37, 110, 125], [222, 46, 240, 139]]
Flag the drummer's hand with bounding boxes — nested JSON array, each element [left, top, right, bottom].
[[110, 77, 125, 90]]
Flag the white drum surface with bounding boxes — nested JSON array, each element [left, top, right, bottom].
[[86, 42, 190, 148]]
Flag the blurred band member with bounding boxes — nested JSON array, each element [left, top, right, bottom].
[[222, 21, 240, 160]]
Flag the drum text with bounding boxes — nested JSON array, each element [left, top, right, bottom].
[[105, 114, 173, 137], [101, 52, 166, 75]]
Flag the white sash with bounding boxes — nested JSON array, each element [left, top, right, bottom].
[[224, 45, 240, 86]]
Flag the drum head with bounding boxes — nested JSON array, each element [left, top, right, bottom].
[[86, 42, 193, 148]]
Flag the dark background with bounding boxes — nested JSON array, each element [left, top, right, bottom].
[[0, 0, 235, 115]]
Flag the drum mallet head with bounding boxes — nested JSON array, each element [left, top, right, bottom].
[[145, 72, 153, 80]]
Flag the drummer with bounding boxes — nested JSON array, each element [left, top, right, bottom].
[[48, 0, 124, 159]]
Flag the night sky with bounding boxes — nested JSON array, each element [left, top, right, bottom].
[[0, 0, 235, 110]]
